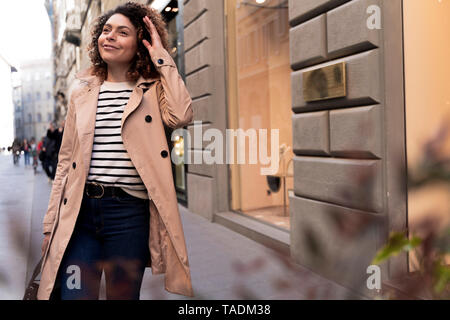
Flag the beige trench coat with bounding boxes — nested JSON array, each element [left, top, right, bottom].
[[37, 46, 194, 299]]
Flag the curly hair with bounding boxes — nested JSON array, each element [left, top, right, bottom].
[[87, 1, 171, 82]]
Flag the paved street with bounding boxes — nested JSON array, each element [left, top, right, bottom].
[[0, 153, 364, 300]]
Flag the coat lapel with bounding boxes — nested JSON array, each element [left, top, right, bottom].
[[74, 66, 160, 178], [121, 86, 143, 130]]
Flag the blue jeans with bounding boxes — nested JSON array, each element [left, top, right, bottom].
[[24, 151, 30, 165], [55, 191, 150, 300]]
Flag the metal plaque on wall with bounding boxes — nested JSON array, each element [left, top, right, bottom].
[[303, 62, 347, 102]]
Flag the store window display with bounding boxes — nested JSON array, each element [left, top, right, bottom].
[[227, 0, 293, 230]]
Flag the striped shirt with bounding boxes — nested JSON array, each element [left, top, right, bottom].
[[87, 80, 149, 200]]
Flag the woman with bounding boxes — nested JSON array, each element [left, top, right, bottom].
[[38, 2, 194, 300], [22, 138, 30, 166], [30, 137, 38, 174], [12, 138, 21, 165]]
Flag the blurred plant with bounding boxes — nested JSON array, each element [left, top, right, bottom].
[[372, 224, 450, 299], [372, 119, 450, 300], [372, 232, 422, 265], [408, 120, 450, 189]]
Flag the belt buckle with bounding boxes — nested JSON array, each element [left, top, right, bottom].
[[86, 182, 104, 199]]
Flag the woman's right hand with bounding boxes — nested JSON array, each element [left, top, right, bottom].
[[42, 233, 51, 256]]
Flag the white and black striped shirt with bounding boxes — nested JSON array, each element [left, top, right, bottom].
[[87, 80, 149, 199]]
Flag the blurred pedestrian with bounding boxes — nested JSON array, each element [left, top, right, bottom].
[[43, 123, 58, 181], [22, 138, 31, 166], [11, 138, 21, 165], [37, 136, 45, 161], [54, 119, 65, 168], [56, 119, 65, 153], [30, 137, 38, 174]]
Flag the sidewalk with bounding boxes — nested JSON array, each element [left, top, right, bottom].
[[0, 153, 365, 300], [139, 204, 366, 300], [0, 154, 45, 299]]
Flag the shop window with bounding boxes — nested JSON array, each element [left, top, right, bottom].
[[226, 0, 293, 230], [403, 0, 450, 271]]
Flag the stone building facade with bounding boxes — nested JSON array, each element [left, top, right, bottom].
[[287, 0, 406, 295], [15, 59, 55, 142], [183, 0, 410, 298]]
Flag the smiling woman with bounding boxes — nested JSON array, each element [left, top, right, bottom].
[[99, 16, 139, 72], [88, 2, 170, 83], [38, 1, 194, 300]]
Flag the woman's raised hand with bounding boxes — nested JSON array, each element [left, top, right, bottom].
[[142, 15, 164, 52]]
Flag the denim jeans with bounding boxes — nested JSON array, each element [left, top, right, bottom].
[[24, 151, 30, 166], [43, 157, 57, 180], [55, 191, 150, 300]]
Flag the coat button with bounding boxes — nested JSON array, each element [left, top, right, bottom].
[[145, 115, 152, 123], [157, 58, 164, 65], [160, 150, 168, 158], [72, 162, 76, 169], [63, 198, 67, 205]]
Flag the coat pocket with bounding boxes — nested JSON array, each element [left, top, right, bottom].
[[149, 199, 165, 273]]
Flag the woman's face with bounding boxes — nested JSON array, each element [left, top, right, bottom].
[[98, 13, 138, 66]]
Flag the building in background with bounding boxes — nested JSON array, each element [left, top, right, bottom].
[[0, 54, 16, 150], [16, 59, 55, 142], [12, 71, 23, 141]]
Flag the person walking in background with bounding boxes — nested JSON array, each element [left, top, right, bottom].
[[41, 135, 51, 180], [54, 120, 65, 168], [11, 138, 21, 165], [38, 136, 46, 174], [22, 138, 31, 166], [57, 120, 65, 152], [43, 122, 58, 181], [37, 136, 45, 161], [30, 137, 38, 174]]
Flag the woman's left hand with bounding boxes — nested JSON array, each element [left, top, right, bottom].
[[142, 15, 164, 52]]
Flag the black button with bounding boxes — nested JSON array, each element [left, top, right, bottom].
[[63, 198, 67, 205], [160, 150, 168, 158], [72, 162, 76, 169], [157, 58, 164, 65], [145, 115, 152, 123]]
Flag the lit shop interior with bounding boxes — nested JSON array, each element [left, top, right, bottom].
[[226, 0, 293, 231]]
